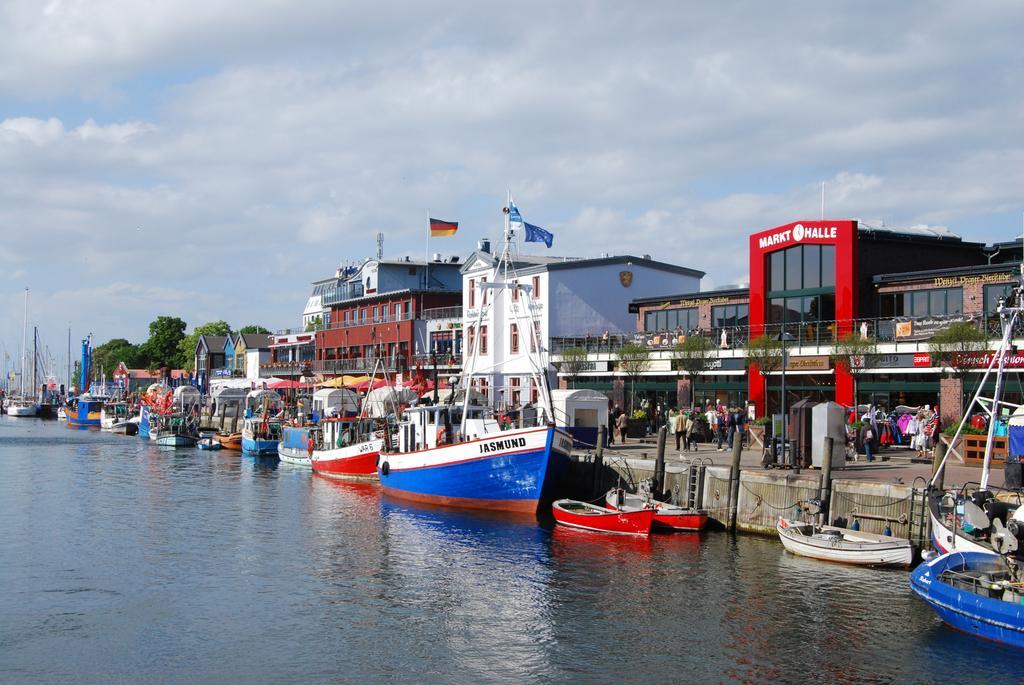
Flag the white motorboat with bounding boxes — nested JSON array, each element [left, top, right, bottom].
[[7, 399, 39, 417], [777, 517, 913, 567]]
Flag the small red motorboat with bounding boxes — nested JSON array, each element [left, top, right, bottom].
[[605, 488, 709, 532], [552, 499, 655, 536]]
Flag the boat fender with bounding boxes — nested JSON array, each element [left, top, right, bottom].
[[883, 525, 892, 537], [851, 519, 860, 531], [437, 427, 447, 445], [380, 461, 390, 476], [307, 438, 314, 456]]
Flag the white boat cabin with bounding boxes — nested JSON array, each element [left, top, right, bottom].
[[397, 404, 500, 452], [316, 416, 381, 450]]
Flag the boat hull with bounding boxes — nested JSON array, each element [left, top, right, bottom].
[[6, 403, 39, 417], [928, 489, 993, 555], [215, 433, 243, 450], [911, 551, 1024, 649], [604, 489, 709, 531], [380, 426, 572, 514], [777, 518, 913, 566], [553, 499, 655, 536], [67, 399, 103, 428], [154, 433, 197, 447], [311, 439, 383, 479], [242, 436, 278, 456]]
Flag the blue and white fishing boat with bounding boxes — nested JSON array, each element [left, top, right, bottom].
[[911, 550, 1024, 648], [378, 199, 572, 513], [241, 389, 283, 456], [66, 336, 107, 428]]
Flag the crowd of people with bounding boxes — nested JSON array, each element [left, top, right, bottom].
[[608, 402, 749, 453]]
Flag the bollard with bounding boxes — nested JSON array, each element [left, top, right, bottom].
[[232, 401, 242, 433], [818, 436, 834, 526], [727, 435, 743, 531], [593, 425, 606, 496], [219, 403, 227, 431], [654, 426, 667, 498], [932, 439, 946, 491]]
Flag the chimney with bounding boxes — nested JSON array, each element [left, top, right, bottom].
[[478, 238, 491, 254], [432, 252, 442, 262]]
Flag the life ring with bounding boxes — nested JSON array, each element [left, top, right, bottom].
[[437, 427, 447, 445], [307, 437, 314, 456], [380, 460, 390, 476]]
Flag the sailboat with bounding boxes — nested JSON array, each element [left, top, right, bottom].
[[8, 289, 39, 417], [376, 199, 573, 514]]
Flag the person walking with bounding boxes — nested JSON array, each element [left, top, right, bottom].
[[616, 410, 629, 444], [686, 411, 699, 452], [734, 407, 747, 450], [726, 408, 737, 450], [716, 404, 728, 451], [705, 405, 718, 451], [673, 408, 686, 451], [609, 405, 622, 445], [861, 422, 876, 462]]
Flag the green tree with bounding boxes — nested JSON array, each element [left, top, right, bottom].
[[93, 338, 149, 377], [929, 321, 990, 414], [556, 347, 590, 389], [238, 324, 271, 335], [673, 334, 716, 409], [177, 321, 234, 372], [615, 342, 650, 414], [140, 316, 187, 369], [304, 316, 323, 332], [830, 332, 878, 410]]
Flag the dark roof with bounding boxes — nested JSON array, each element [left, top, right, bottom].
[[238, 333, 270, 349], [461, 250, 704, 279], [196, 335, 228, 354], [873, 262, 1018, 285], [629, 287, 749, 312]]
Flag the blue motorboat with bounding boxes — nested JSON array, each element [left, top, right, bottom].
[[910, 550, 1024, 648]]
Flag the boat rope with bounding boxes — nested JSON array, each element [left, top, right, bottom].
[[739, 482, 803, 512], [831, 490, 913, 508]]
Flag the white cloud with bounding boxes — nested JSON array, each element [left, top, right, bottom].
[[0, 2, 1022, 355]]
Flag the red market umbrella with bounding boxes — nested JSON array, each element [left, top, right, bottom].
[[268, 379, 313, 390], [349, 378, 390, 392]]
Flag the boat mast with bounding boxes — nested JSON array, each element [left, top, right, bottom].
[[20, 288, 27, 398], [32, 326, 38, 401]]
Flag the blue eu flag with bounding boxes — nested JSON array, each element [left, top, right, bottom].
[[524, 222, 553, 248]]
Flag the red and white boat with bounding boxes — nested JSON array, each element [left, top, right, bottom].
[[310, 417, 384, 480], [604, 487, 709, 532], [552, 499, 655, 536]]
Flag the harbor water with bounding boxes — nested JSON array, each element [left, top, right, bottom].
[[1, 418, 1021, 684]]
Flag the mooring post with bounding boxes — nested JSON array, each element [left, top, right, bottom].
[[932, 439, 946, 491], [654, 426, 667, 497], [593, 425, 606, 496], [219, 403, 226, 431], [232, 401, 242, 433], [819, 436, 834, 526], [728, 436, 743, 531]]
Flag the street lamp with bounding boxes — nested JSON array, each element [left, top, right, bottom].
[[777, 330, 795, 468]]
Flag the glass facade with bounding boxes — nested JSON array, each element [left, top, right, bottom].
[[878, 287, 963, 318], [644, 307, 699, 332], [765, 244, 837, 342]]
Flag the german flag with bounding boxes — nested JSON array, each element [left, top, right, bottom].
[[430, 218, 458, 237]]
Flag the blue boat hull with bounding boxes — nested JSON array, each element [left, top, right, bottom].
[[139, 407, 151, 439], [379, 427, 571, 514], [242, 436, 278, 456], [910, 551, 1024, 649]]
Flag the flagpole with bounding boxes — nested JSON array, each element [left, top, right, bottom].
[[425, 209, 430, 291]]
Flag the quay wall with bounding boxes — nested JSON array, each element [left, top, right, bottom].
[[567, 455, 928, 548]]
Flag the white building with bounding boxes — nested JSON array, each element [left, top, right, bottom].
[[460, 244, 703, 408]]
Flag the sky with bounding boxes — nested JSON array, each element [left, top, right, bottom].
[[1, 1, 1022, 377]]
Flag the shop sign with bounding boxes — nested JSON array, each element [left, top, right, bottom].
[[638, 332, 686, 348], [647, 359, 673, 372], [703, 357, 746, 371], [933, 273, 1012, 287], [757, 223, 838, 250], [849, 353, 927, 369], [786, 355, 830, 371], [894, 315, 978, 341], [913, 353, 932, 367], [562, 360, 608, 372], [952, 352, 1024, 369], [664, 296, 732, 308]]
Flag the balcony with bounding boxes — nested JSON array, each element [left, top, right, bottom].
[[321, 283, 365, 306], [409, 353, 462, 369], [550, 315, 1010, 358], [322, 311, 415, 331], [313, 357, 408, 375], [259, 361, 310, 378], [422, 306, 462, 320]]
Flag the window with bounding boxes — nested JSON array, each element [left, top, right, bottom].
[[394, 303, 401, 320], [373, 306, 379, 322], [530, 379, 539, 404], [643, 307, 698, 332], [361, 308, 367, 324], [512, 280, 519, 302], [510, 324, 519, 353], [878, 287, 964, 318], [510, 376, 521, 406], [480, 326, 488, 354], [711, 304, 750, 330], [532, 276, 541, 300], [466, 326, 475, 353], [469, 279, 475, 308], [406, 301, 413, 317], [481, 277, 488, 305], [766, 244, 836, 294]]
